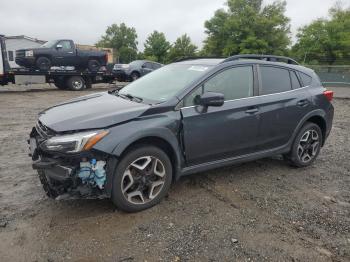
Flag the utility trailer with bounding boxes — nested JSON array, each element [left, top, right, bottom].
[[0, 34, 116, 91]]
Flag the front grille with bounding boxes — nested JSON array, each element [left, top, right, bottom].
[[35, 121, 56, 138], [16, 50, 25, 58]]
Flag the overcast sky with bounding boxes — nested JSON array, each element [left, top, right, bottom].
[[0, 0, 344, 50]]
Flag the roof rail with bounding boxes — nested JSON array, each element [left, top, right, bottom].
[[175, 56, 224, 63], [222, 54, 299, 65]]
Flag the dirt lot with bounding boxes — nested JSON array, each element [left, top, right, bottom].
[[0, 85, 349, 262]]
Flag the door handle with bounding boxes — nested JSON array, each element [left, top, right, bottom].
[[245, 107, 259, 114], [297, 100, 309, 107]]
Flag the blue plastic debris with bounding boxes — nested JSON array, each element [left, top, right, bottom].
[[77, 159, 106, 189]]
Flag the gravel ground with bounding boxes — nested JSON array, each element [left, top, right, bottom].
[[0, 84, 349, 262]]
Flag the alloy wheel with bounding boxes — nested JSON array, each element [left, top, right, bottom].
[[72, 80, 83, 89], [121, 156, 166, 205], [297, 129, 320, 163]]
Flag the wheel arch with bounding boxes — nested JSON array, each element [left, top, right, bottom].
[[306, 115, 327, 145], [122, 137, 179, 180], [35, 54, 52, 62], [131, 70, 140, 76], [292, 110, 328, 147], [111, 131, 183, 182]]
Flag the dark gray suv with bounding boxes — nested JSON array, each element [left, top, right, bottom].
[[113, 60, 163, 82], [29, 55, 334, 212]]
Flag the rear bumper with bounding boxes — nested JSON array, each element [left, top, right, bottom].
[[325, 104, 334, 142]]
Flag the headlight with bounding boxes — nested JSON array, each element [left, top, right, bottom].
[[122, 64, 129, 69], [41, 130, 109, 153], [25, 50, 34, 57]]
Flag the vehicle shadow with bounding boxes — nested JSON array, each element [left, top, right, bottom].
[[46, 156, 289, 223]]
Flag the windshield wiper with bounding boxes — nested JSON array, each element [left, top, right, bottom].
[[118, 93, 143, 103]]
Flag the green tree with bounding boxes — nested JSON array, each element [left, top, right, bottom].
[[292, 4, 350, 65], [167, 34, 198, 62], [144, 31, 171, 63], [96, 23, 138, 63], [203, 0, 291, 56]]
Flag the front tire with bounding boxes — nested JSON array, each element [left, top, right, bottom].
[[130, 72, 140, 81], [36, 57, 51, 71], [111, 146, 172, 212], [285, 122, 322, 167]]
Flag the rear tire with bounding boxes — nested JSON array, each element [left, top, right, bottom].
[[111, 145, 172, 212], [284, 122, 322, 167], [87, 59, 101, 72], [67, 76, 86, 91], [36, 57, 51, 71]]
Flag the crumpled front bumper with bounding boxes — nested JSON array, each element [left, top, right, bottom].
[[28, 127, 115, 200]]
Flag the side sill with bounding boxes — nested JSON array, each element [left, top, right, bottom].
[[180, 145, 290, 177]]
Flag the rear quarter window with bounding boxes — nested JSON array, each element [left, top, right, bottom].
[[260, 66, 292, 95], [299, 72, 313, 86], [290, 71, 301, 89]]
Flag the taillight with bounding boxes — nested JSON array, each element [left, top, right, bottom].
[[323, 90, 334, 102]]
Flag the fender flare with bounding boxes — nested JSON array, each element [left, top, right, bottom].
[[35, 54, 52, 62], [130, 70, 140, 77], [112, 127, 183, 178], [288, 109, 327, 147]]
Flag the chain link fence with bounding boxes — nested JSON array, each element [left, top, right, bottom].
[[306, 65, 350, 87]]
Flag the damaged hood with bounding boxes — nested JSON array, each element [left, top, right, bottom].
[[39, 92, 150, 132]]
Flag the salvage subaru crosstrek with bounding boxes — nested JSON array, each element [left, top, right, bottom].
[[29, 55, 334, 212]]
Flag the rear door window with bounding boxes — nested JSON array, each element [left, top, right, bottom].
[[260, 66, 292, 95]]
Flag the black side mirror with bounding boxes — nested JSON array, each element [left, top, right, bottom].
[[199, 92, 224, 107], [56, 44, 63, 49]]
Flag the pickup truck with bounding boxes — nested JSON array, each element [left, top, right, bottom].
[[15, 39, 107, 72]]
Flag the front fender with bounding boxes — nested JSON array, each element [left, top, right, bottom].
[[93, 112, 183, 177]]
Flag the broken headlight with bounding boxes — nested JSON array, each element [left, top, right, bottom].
[[41, 130, 109, 153]]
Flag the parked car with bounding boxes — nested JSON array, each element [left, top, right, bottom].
[[29, 55, 334, 212], [15, 39, 107, 71], [113, 60, 162, 81]]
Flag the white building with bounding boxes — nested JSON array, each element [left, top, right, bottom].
[[5, 35, 46, 68]]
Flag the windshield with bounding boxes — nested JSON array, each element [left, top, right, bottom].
[[40, 40, 58, 48], [119, 64, 212, 103]]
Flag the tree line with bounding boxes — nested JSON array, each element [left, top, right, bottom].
[[96, 0, 350, 65]]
